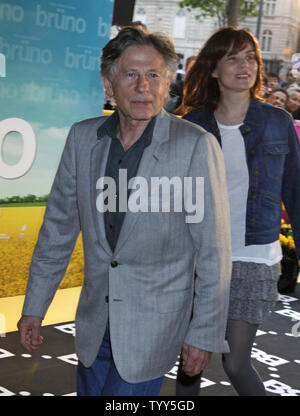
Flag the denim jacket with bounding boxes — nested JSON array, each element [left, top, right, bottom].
[[183, 99, 300, 259]]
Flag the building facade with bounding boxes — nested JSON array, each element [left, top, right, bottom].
[[132, 0, 300, 78]]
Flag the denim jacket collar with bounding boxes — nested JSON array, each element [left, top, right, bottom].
[[241, 99, 266, 154], [202, 99, 266, 153]]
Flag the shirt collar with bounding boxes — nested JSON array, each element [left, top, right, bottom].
[[97, 110, 156, 148], [97, 110, 119, 140]]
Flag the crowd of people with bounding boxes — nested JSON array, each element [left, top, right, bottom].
[[167, 55, 300, 128], [262, 70, 300, 122], [18, 22, 300, 397]]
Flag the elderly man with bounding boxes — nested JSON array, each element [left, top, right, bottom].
[[17, 28, 232, 396]]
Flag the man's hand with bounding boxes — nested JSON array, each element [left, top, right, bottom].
[[17, 316, 43, 353], [181, 343, 212, 376]]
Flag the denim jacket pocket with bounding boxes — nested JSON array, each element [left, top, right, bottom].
[[263, 143, 289, 179]]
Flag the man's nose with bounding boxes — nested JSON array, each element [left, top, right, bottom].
[[136, 74, 149, 92]]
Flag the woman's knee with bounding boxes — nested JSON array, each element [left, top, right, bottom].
[[222, 353, 242, 378]]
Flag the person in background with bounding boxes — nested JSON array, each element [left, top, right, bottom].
[[293, 119, 300, 142], [261, 74, 275, 104], [280, 68, 297, 89], [272, 88, 288, 109], [164, 56, 197, 114], [169, 64, 184, 102], [176, 26, 300, 396], [285, 86, 300, 142], [266, 72, 280, 91], [285, 87, 300, 116], [292, 105, 300, 121], [18, 27, 232, 396]]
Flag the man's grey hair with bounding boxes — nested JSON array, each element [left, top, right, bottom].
[[101, 27, 178, 81], [287, 86, 300, 96]]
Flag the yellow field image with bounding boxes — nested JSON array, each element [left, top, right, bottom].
[[0, 206, 84, 298]]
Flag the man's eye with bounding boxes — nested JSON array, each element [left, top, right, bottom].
[[148, 73, 159, 78], [127, 72, 136, 78]]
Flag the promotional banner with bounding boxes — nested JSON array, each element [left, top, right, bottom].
[[0, 0, 114, 297]]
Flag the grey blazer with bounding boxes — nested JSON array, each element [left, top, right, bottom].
[[22, 109, 232, 383]]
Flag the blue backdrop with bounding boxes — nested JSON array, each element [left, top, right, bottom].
[[0, 0, 113, 197]]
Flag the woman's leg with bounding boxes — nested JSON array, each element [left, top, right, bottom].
[[222, 319, 266, 396]]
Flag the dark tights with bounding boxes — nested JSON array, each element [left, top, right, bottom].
[[176, 319, 266, 396]]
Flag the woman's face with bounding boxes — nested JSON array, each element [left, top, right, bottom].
[[212, 42, 258, 95]]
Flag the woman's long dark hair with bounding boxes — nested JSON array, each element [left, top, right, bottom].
[[182, 26, 263, 112]]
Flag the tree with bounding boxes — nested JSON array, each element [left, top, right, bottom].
[[227, 0, 240, 26], [178, 0, 260, 27], [23, 194, 37, 203]]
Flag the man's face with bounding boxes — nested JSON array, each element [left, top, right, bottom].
[[286, 91, 300, 113], [267, 77, 279, 90], [102, 45, 171, 123], [273, 91, 287, 109]]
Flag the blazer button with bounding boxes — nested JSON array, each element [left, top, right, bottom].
[[105, 296, 109, 303], [110, 261, 118, 268]]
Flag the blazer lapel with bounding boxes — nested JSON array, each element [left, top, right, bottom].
[[90, 136, 113, 256], [114, 110, 170, 255]]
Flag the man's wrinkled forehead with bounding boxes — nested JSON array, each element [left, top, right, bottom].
[[116, 45, 168, 74]]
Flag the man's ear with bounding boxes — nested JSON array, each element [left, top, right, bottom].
[[102, 75, 114, 97]]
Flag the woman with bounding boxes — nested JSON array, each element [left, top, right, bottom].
[[176, 26, 300, 396]]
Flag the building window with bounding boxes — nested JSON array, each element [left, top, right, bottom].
[[134, 8, 146, 24], [261, 29, 272, 52], [264, 0, 276, 16], [173, 9, 186, 39]]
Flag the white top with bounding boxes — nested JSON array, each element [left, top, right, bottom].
[[217, 121, 282, 266]]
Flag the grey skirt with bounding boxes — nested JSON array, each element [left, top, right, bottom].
[[228, 261, 281, 324]]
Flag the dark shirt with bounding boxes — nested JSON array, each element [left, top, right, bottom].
[[292, 107, 300, 120], [97, 111, 155, 252]]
